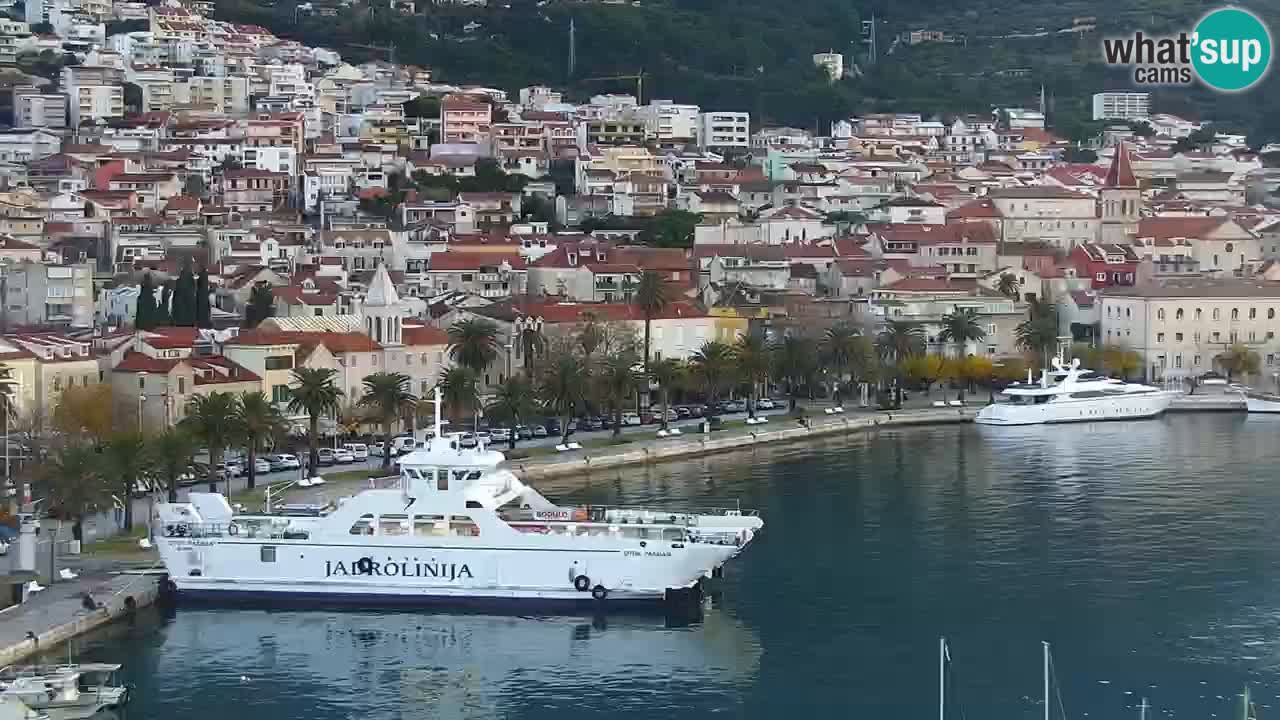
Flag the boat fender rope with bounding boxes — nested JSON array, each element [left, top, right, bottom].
[[228, 523, 239, 536], [573, 574, 591, 592], [355, 557, 375, 575]]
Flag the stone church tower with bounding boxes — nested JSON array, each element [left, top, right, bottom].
[[1099, 142, 1140, 245], [361, 263, 403, 346]]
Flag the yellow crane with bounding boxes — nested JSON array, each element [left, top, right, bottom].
[[578, 72, 647, 104]]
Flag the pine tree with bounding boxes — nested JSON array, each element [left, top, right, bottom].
[[243, 284, 275, 329], [155, 282, 172, 325], [196, 267, 212, 329], [171, 259, 196, 326], [135, 273, 157, 330]]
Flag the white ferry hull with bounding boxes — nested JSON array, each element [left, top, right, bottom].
[[1244, 392, 1280, 413], [974, 391, 1176, 426]]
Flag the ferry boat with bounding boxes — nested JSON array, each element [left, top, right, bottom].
[[153, 396, 763, 610], [975, 358, 1176, 426]]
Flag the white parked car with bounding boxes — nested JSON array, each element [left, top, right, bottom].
[[620, 412, 642, 426], [756, 398, 777, 410], [343, 443, 369, 461], [333, 449, 356, 464], [254, 458, 272, 474]]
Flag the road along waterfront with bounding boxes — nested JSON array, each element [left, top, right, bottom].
[[43, 412, 1280, 719]]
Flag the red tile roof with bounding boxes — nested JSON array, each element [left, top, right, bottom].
[[1136, 216, 1229, 241], [500, 300, 707, 324], [402, 325, 449, 346], [946, 198, 1003, 220], [430, 251, 527, 271], [114, 351, 179, 373]]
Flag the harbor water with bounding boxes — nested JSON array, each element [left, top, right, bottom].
[[61, 413, 1280, 718]]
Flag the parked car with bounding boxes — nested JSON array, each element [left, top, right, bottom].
[[216, 461, 243, 478], [721, 400, 747, 413], [515, 425, 532, 440], [620, 412, 642, 426], [532, 424, 548, 438], [490, 428, 512, 443], [317, 448, 336, 467], [370, 441, 386, 456], [272, 454, 301, 471], [392, 436, 417, 454], [756, 398, 777, 410], [544, 419, 561, 435], [662, 408, 680, 421], [254, 458, 272, 474], [639, 411, 656, 424], [333, 448, 356, 464], [176, 467, 202, 487], [675, 406, 692, 418], [582, 416, 604, 431], [458, 433, 479, 449], [343, 443, 369, 461]]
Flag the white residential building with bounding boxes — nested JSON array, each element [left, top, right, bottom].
[[638, 100, 700, 146], [698, 111, 750, 151], [14, 89, 67, 129], [1092, 92, 1151, 121]]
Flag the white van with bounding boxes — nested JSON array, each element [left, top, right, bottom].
[[343, 443, 369, 461], [392, 436, 417, 454]]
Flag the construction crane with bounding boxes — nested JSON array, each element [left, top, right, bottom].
[[578, 72, 647, 104]]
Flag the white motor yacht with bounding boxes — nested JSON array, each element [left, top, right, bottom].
[[0, 664, 128, 720], [153, 392, 763, 610], [975, 358, 1176, 426]]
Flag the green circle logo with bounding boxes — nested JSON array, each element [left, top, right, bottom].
[[1192, 7, 1272, 92]]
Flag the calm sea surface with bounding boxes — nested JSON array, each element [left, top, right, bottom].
[[59, 413, 1280, 719]]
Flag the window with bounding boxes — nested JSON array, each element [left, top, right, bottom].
[[1176, 309, 1184, 320], [178, 377, 186, 394], [449, 514, 479, 536], [1269, 332, 1276, 340], [260, 546, 276, 563], [1271, 309, 1277, 320], [1250, 331, 1257, 342], [1174, 354, 1182, 369], [1212, 331, 1221, 342], [413, 514, 447, 537], [1213, 309, 1220, 320], [1175, 333, 1183, 342], [349, 513, 375, 535], [272, 384, 290, 403], [1096, 272, 1106, 282], [1194, 355, 1202, 366], [1232, 308, 1239, 321], [1126, 308, 1131, 318], [1157, 309, 1165, 321], [1194, 332, 1201, 342], [1157, 333, 1165, 343], [1251, 308, 1257, 319], [265, 355, 293, 370], [1226, 242, 1234, 253], [1196, 308, 1203, 320], [379, 514, 409, 536], [461, 273, 473, 282]]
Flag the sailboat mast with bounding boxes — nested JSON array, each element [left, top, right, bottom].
[[1140, 697, 1149, 720], [939, 636, 946, 720], [1043, 641, 1050, 720]]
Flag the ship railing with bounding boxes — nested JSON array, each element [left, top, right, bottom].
[[160, 521, 309, 540], [686, 529, 749, 547], [160, 522, 229, 538], [592, 502, 759, 518]]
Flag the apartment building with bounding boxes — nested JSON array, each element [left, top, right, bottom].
[[638, 100, 699, 147], [1091, 92, 1151, 121], [69, 84, 124, 125], [440, 94, 492, 144], [2, 262, 94, 328], [581, 117, 647, 147], [14, 88, 68, 129], [174, 75, 251, 114], [220, 168, 290, 212], [699, 111, 750, 151]]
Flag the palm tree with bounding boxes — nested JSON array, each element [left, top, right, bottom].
[[733, 334, 772, 418], [486, 376, 536, 449], [539, 351, 587, 444], [1015, 315, 1060, 370], [447, 318, 500, 375], [821, 324, 862, 404], [1216, 343, 1261, 382], [599, 351, 638, 438], [359, 372, 417, 468], [151, 427, 196, 503], [103, 431, 148, 530], [649, 358, 684, 430], [774, 334, 819, 413], [183, 392, 239, 493], [577, 311, 602, 365], [633, 270, 670, 370], [42, 443, 104, 544], [876, 320, 925, 367], [690, 340, 734, 407], [996, 273, 1021, 300], [938, 307, 987, 360], [436, 367, 480, 427], [236, 392, 284, 490], [519, 325, 545, 372], [286, 367, 343, 473]]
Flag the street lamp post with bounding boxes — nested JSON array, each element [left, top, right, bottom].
[[137, 371, 148, 435]]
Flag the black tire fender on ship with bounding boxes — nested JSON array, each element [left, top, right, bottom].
[[573, 574, 591, 592], [227, 523, 239, 536], [591, 585, 608, 601], [355, 557, 375, 575]]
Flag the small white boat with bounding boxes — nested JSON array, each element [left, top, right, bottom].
[[0, 664, 128, 720], [976, 357, 1176, 426], [1242, 390, 1280, 413]]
